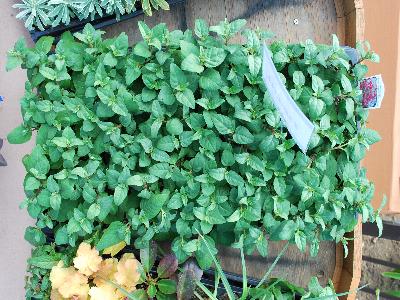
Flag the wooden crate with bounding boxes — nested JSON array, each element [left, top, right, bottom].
[[103, 1, 364, 299]]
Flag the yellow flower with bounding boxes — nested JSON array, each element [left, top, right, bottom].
[[89, 284, 119, 300], [73, 242, 102, 276], [50, 288, 66, 300], [93, 258, 118, 286], [49, 261, 89, 299], [114, 253, 141, 291]]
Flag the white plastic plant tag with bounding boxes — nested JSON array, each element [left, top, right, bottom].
[[262, 44, 315, 153], [342, 46, 360, 65], [360, 74, 385, 109]]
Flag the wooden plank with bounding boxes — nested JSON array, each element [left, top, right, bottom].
[[218, 241, 337, 287], [103, 4, 186, 43], [183, 0, 338, 44], [337, 219, 363, 300]]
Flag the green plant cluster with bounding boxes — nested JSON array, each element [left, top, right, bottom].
[[7, 19, 382, 271], [25, 243, 75, 300], [13, 0, 170, 31]]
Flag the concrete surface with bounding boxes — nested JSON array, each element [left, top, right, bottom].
[[0, 1, 34, 299]]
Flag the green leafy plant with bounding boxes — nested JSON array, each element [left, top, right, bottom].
[[13, 0, 171, 31], [194, 234, 366, 300], [136, 242, 179, 299], [379, 269, 400, 298], [25, 244, 74, 299], [7, 19, 382, 271], [13, 0, 51, 31]]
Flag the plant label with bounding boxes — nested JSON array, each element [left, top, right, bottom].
[[342, 46, 360, 65], [262, 44, 315, 153], [360, 74, 385, 109]]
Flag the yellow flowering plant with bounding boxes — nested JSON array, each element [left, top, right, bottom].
[[49, 242, 141, 300], [47, 241, 180, 300]]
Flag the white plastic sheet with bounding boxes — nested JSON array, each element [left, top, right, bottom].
[[262, 44, 315, 154]]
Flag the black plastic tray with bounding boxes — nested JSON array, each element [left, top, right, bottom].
[[29, 0, 186, 42]]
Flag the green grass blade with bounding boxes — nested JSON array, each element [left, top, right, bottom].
[[382, 271, 400, 280], [376, 288, 380, 300], [196, 280, 219, 300], [256, 242, 289, 288], [196, 230, 236, 300], [194, 290, 207, 300], [240, 246, 248, 300], [104, 278, 139, 300], [213, 270, 221, 297], [385, 290, 400, 298], [304, 283, 368, 300], [265, 278, 282, 291]]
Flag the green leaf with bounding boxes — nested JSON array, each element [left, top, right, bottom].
[[225, 170, 244, 186], [199, 68, 223, 90], [295, 231, 307, 252], [293, 71, 305, 86], [309, 97, 325, 119], [104, 52, 118, 67], [96, 221, 127, 251], [170, 63, 187, 89], [24, 227, 46, 246], [270, 220, 296, 241], [233, 126, 254, 144], [158, 279, 177, 294], [39, 66, 56, 80], [114, 184, 128, 205], [36, 36, 54, 53], [212, 113, 235, 134], [166, 118, 184, 135], [199, 131, 221, 153], [6, 53, 23, 71], [341, 74, 353, 93], [208, 168, 226, 181], [248, 55, 261, 76], [176, 89, 195, 109], [353, 64, 368, 80], [195, 19, 209, 38], [182, 54, 204, 73], [195, 236, 217, 269], [87, 203, 101, 219], [50, 193, 61, 210], [202, 47, 226, 68], [133, 41, 151, 58], [141, 190, 170, 219], [363, 128, 381, 145], [7, 125, 32, 144], [311, 75, 324, 93], [28, 255, 60, 270]]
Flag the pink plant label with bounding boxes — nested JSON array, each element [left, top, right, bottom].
[[360, 75, 385, 109]]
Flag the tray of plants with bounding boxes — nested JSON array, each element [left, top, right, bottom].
[[6, 0, 385, 300], [12, 0, 184, 42]]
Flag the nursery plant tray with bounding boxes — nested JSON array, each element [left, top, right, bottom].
[[34, 1, 365, 299], [101, 1, 364, 299], [28, 0, 186, 42]]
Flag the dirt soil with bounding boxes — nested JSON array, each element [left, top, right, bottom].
[[359, 216, 400, 300]]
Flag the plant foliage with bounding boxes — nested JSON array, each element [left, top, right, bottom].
[[13, 0, 171, 30], [7, 19, 382, 270], [380, 269, 400, 298]]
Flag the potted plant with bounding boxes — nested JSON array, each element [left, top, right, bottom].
[[6, 18, 382, 298]]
